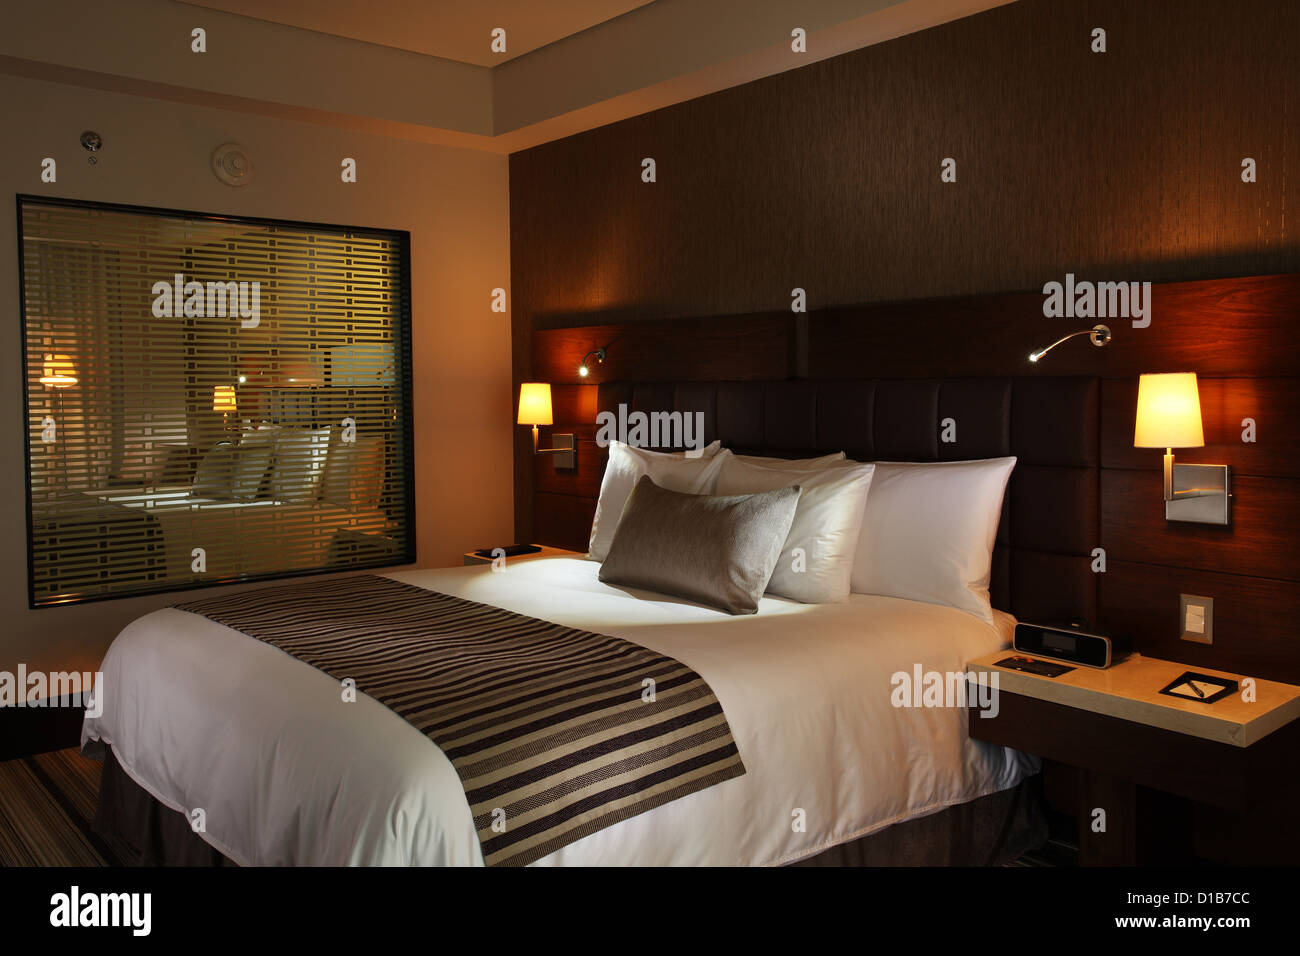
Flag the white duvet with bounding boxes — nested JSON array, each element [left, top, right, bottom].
[[82, 557, 1034, 866]]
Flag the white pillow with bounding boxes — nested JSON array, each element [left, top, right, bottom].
[[715, 457, 875, 604], [588, 441, 729, 561], [850, 457, 1016, 624], [730, 451, 845, 468], [272, 427, 333, 502]]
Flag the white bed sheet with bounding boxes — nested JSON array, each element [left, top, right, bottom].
[[82, 557, 1035, 866]]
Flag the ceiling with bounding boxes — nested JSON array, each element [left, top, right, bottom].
[[178, 0, 658, 66], [3, 0, 1015, 154]]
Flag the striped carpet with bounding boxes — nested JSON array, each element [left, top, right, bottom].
[[0, 748, 127, 866]]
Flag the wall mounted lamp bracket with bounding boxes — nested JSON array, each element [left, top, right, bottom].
[[531, 426, 576, 470], [1164, 458, 1231, 525]]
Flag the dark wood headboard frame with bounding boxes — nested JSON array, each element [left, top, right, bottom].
[[595, 377, 1099, 628], [524, 274, 1300, 684]]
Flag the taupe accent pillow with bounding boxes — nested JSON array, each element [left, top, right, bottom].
[[598, 475, 801, 615]]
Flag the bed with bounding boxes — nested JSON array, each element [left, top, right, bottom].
[[82, 375, 1098, 866], [83, 556, 1035, 866]]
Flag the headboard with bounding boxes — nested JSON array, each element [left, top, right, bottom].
[[594, 377, 1099, 626]]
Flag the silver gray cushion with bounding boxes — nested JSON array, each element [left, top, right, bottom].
[[598, 475, 801, 615]]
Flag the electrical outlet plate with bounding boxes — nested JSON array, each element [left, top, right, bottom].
[[1179, 593, 1214, 644]]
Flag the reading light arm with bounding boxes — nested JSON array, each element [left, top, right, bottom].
[[578, 348, 606, 378], [1028, 324, 1111, 363]]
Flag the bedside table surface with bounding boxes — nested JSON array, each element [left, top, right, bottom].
[[462, 545, 580, 566], [967, 651, 1300, 747]]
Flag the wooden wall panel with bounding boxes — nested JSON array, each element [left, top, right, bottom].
[[533, 492, 595, 554], [549, 384, 598, 425], [1100, 561, 1300, 685], [532, 424, 604, 499], [511, 2, 1300, 330], [508, 0, 1300, 683], [511, 0, 1300, 545], [809, 275, 1300, 380], [532, 313, 794, 386], [1101, 377, 1300, 476], [1101, 471, 1300, 582]]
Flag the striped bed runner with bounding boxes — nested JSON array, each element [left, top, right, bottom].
[[175, 575, 745, 865]]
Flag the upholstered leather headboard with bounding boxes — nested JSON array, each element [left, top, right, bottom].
[[597, 377, 1100, 625]]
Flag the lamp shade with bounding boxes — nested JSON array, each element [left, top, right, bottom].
[[39, 354, 77, 388], [1134, 372, 1204, 448], [213, 384, 238, 413], [517, 382, 553, 426]]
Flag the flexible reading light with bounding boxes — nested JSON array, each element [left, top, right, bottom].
[[1028, 324, 1111, 363], [578, 348, 606, 378]]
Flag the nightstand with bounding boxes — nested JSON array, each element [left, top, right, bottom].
[[967, 651, 1300, 865], [462, 545, 579, 567]]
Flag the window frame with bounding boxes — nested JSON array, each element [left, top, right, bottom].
[[15, 194, 417, 609]]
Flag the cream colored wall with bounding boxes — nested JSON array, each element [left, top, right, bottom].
[[1, 0, 492, 135], [0, 73, 513, 684]]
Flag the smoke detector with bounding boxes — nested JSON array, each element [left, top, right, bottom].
[[212, 143, 254, 186]]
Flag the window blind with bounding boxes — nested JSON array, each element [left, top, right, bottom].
[[18, 197, 414, 607]]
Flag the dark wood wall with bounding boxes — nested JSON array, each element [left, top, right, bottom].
[[508, 0, 1300, 682], [529, 274, 1300, 685]]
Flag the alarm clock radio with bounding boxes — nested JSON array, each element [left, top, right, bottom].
[[1012, 622, 1131, 669]]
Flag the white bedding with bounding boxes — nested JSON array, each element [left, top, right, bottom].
[[82, 557, 1034, 866]]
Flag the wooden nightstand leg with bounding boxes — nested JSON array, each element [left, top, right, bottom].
[[1078, 771, 1137, 866]]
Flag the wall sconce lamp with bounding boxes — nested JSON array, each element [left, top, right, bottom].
[[213, 384, 238, 434], [1028, 325, 1111, 363], [578, 348, 606, 378], [212, 385, 238, 413], [518, 382, 576, 470], [1134, 372, 1231, 525], [39, 354, 78, 388]]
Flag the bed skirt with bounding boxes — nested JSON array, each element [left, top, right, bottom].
[[791, 777, 1047, 866], [94, 749, 236, 867], [95, 746, 1046, 867]]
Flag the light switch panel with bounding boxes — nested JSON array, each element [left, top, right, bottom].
[[1179, 593, 1213, 644]]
